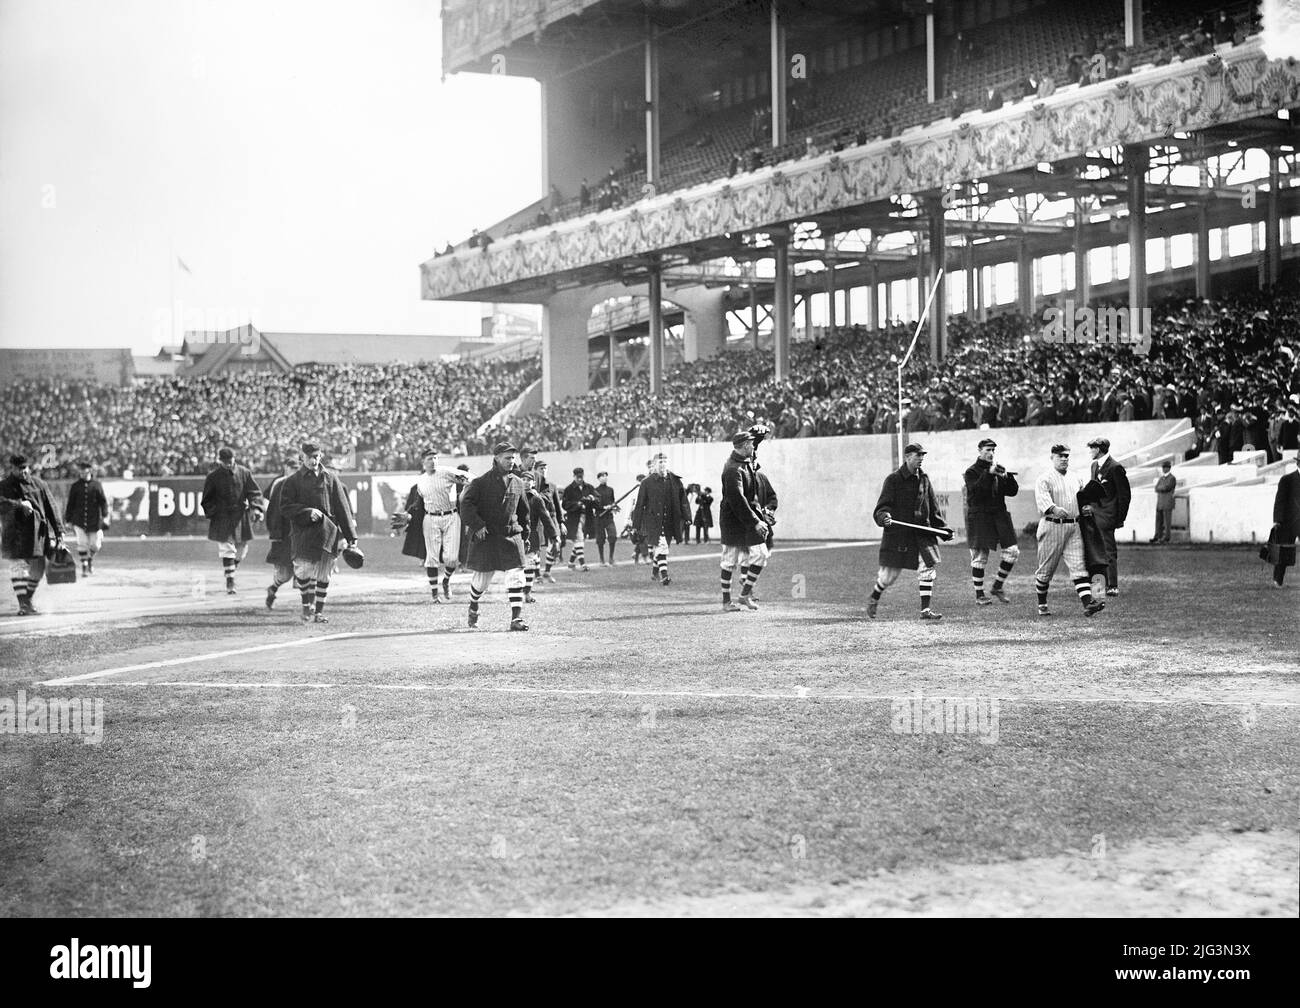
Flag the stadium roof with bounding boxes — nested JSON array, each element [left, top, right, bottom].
[[180, 326, 469, 373]]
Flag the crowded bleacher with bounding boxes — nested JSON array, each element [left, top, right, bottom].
[[8, 290, 1292, 478], [481, 291, 1300, 460], [1, 358, 539, 478]]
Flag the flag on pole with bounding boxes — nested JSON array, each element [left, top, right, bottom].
[[176, 257, 192, 275]]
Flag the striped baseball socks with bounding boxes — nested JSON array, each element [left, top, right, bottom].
[[991, 557, 1015, 594], [919, 581, 933, 611], [971, 564, 986, 598], [1072, 576, 1094, 605], [653, 549, 668, 582], [740, 564, 762, 598], [524, 563, 536, 598], [468, 585, 483, 615], [295, 576, 315, 618], [426, 566, 439, 598], [508, 584, 524, 621], [870, 580, 885, 601], [315, 580, 329, 615], [222, 557, 236, 591], [721, 568, 733, 604], [1035, 580, 1048, 606]]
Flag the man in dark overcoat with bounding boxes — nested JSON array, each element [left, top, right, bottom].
[[278, 441, 357, 624], [459, 442, 531, 631], [631, 451, 689, 586], [200, 446, 265, 596], [868, 443, 947, 621], [1269, 458, 1300, 588], [1086, 436, 1131, 596], [963, 437, 1020, 605], [0, 453, 65, 615]]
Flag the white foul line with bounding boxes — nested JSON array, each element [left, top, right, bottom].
[[38, 678, 1300, 708]]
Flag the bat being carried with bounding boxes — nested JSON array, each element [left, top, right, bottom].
[[886, 518, 956, 542], [599, 484, 640, 515]]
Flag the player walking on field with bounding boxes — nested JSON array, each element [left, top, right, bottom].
[[413, 448, 468, 602], [64, 459, 109, 577], [719, 430, 772, 611], [1033, 444, 1106, 618], [593, 471, 620, 566], [278, 442, 358, 624], [630, 452, 689, 585], [459, 442, 531, 631], [562, 467, 598, 571], [964, 437, 1020, 605], [868, 443, 949, 621], [0, 453, 65, 616], [200, 446, 264, 595]]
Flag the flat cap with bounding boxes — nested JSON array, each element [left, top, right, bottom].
[[977, 438, 997, 450], [493, 441, 517, 454], [732, 430, 755, 446], [903, 443, 927, 456]]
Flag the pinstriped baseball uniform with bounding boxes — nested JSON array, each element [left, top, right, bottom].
[[418, 470, 462, 566], [1034, 467, 1086, 584]]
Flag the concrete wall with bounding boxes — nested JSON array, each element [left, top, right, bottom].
[[372, 420, 1219, 540]]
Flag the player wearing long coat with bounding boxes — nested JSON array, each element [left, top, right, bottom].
[[0, 469, 63, 560], [631, 470, 689, 544], [201, 463, 264, 545], [963, 457, 1019, 550], [693, 489, 715, 530], [263, 471, 295, 568], [279, 465, 356, 562], [459, 463, 529, 572], [873, 463, 945, 570], [719, 451, 762, 547]]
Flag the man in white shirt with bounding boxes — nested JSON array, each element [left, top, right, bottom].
[[416, 449, 467, 602], [1033, 444, 1106, 618]]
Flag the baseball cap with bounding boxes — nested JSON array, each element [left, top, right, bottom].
[[596, 470, 608, 477], [534, 459, 547, 469], [421, 448, 438, 458], [218, 447, 235, 461], [9, 454, 27, 467], [573, 467, 584, 475], [300, 441, 320, 455], [520, 447, 536, 457], [732, 431, 755, 447], [977, 438, 997, 450], [456, 463, 470, 471], [903, 443, 927, 456], [493, 441, 517, 455]]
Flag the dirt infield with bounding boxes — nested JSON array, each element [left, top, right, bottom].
[[1, 536, 1296, 916]]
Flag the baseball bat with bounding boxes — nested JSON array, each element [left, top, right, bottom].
[[885, 518, 955, 542]]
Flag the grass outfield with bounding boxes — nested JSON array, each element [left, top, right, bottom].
[[0, 536, 1296, 916]]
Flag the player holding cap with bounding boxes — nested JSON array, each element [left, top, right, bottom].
[[1032, 444, 1106, 618], [868, 443, 950, 621], [964, 437, 1020, 605]]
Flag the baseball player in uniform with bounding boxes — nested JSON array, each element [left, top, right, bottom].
[[719, 430, 770, 611], [535, 459, 563, 583], [1032, 444, 1106, 618], [64, 459, 109, 577], [964, 438, 1020, 604], [562, 468, 598, 571], [593, 472, 620, 566], [415, 449, 468, 603], [868, 443, 947, 621], [630, 452, 689, 585]]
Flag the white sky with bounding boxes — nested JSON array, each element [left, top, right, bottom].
[[0, 0, 541, 354]]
